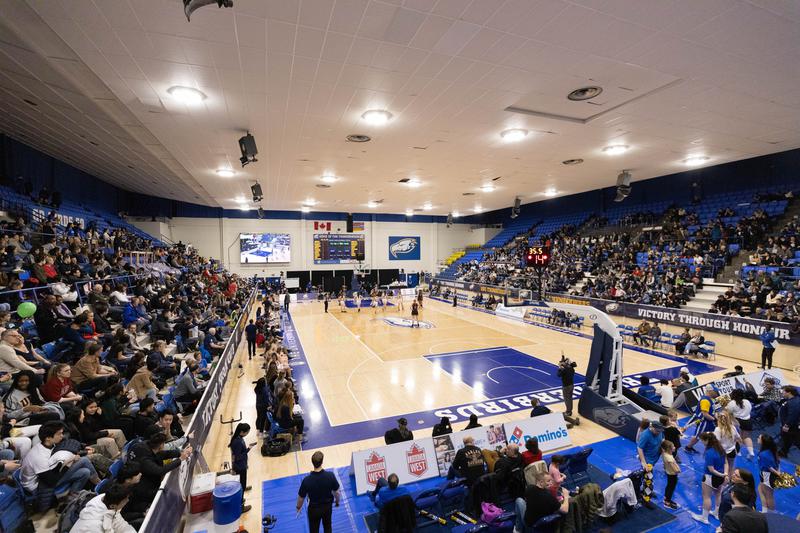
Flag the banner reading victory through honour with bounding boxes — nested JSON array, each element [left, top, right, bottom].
[[351, 437, 438, 494]]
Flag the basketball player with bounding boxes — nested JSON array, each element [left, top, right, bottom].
[[370, 291, 379, 315], [395, 291, 404, 312], [417, 289, 424, 309], [377, 291, 386, 313], [323, 293, 329, 313], [338, 290, 346, 313], [354, 291, 362, 312], [410, 300, 420, 328]]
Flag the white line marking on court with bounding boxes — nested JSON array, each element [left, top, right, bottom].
[[426, 346, 510, 358], [485, 365, 549, 383], [330, 311, 380, 421]]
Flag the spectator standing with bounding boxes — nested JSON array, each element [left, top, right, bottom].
[[637, 420, 664, 469], [296, 451, 340, 533], [779, 385, 800, 457], [759, 325, 776, 369], [245, 320, 257, 360], [229, 423, 254, 513], [660, 440, 680, 509], [557, 357, 577, 417]]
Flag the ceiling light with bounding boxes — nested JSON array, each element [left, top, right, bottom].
[[473, 205, 483, 213], [406, 178, 421, 188], [544, 188, 558, 197], [562, 158, 583, 165], [321, 174, 337, 183], [167, 86, 206, 104], [405, 209, 413, 217], [683, 155, 710, 166], [480, 184, 496, 193], [238, 204, 250, 211], [216, 168, 235, 178], [301, 206, 311, 213], [367, 201, 379, 208], [304, 198, 317, 206], [422, 202, 433, 211], [234, 195, 246, 203], [361, 109, 392, 125], [500, 129, 528, 142], [602, 145, 629, 155], [567, 86, 603, 101], [452, 211, 461, 218]]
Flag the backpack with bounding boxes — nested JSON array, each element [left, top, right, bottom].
[[480, 502, 503, 524], [261, 436, 291, 457], [57, 490, 96, 533]]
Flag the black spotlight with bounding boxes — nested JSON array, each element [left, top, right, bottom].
[[257, 207, 264, 219], [510, 197, 521, 219], [446, 213, 453, 227], [239, 132, 258, 167], [251, 182, 263, 203], [184, 0, 233, 22]]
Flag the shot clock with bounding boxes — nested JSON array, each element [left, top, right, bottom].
[[526, 246, 551, 267]]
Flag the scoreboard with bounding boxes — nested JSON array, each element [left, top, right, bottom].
[[525, 246, 551, 267], [313, 233, 365, 264]]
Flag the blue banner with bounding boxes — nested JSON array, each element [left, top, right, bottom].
[[388, 236, 421, 260]]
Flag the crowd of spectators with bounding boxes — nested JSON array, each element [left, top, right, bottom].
[[0, 216, 252, 530]]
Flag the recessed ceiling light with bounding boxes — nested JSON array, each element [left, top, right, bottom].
[[544, 188, 558, 197], [346, 134, 371, 143], [602, 145, 629, 155], [367, 201, 379, 208], [406, 178, 422, 188], [405, 209, 413, 217], [562, 158, 583, 165], [500, 129, 528, 142], [567, 86, 603, 101], [452, 211, 461, 218], [216, 168, 235, 178], [301, 206, 311, 213], [167, 86, 206, 104], [304, 198, 317, 206], [480, 184, 496, 192], [321, 174, 337, 183], [361, 109, 392, 125], [683, 155, 710, 166], [422, 202, 433, 211], [234, 195, 246, 203]]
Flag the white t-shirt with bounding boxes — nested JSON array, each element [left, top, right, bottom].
[[726, 399, 752, 421], [656, 384, 674, 407], [110, 290, 129, 304], [713, 426, 740, 454], [20, 443, 56, 491]]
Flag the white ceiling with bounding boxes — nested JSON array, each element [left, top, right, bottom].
[[0, 0, 799, 215]]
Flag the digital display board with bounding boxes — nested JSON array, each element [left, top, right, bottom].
[[313, 233, 365, 264], [525, 246, 551, 268], [240, 233, 291, 263]]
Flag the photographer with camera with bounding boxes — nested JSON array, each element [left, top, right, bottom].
[[558, 356, 577, 418]]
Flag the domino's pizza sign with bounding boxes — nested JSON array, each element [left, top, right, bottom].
[[503, 413, 572, 452], [389, 236, 421, 260]]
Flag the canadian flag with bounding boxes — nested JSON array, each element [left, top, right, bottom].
[[314, 221, 331, 231]]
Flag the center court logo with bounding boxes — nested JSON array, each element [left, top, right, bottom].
[[383, 317, 434, 329], [406, 444, 428, 477]]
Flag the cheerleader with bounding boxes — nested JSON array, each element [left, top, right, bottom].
[[371, 292, 379, 315], [395, 292, 404, 312], [757, 434, 780, 512], [377, 291, 386, 313]]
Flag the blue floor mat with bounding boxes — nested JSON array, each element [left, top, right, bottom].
[[265, 434, 800, 533]]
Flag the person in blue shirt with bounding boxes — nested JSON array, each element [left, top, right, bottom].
[[759, 325, 776, 369], [690, 432, 728, 524], [245, 319, 258, 360], [637, 376, 659, 403], [229, 422, 254, 513], [637, 420, 664, 468], [369, 473, 411, 509], [757, 434, 780, 513]]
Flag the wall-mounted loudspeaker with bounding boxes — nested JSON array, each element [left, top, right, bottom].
[[346, 214, 353, 232]]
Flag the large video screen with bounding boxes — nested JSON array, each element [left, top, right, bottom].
[[313, 233, 365, 264], [240, 233, 291, 263]]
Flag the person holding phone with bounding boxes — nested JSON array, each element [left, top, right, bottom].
[[229, 422, 254, 513]]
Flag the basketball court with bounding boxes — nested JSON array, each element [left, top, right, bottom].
[[197, 294, 792, 533]]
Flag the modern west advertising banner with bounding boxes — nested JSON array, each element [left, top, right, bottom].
[[680, 369, 785, 412], [389, 236, 421, 261], [351, 438, 439, 494], [432, 424, 508, 477], [503, 413, 572, 453]]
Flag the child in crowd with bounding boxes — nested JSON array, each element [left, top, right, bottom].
[[662, 412, 683, 463], [660, 440, 680, 509], [548, 455, 567, 498]]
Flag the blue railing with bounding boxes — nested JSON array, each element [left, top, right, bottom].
[[0, 273, 144, 307]]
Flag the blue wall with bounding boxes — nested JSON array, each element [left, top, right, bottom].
[[4, 133, 799, 225]]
